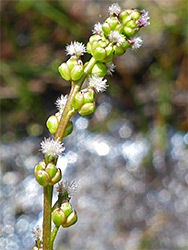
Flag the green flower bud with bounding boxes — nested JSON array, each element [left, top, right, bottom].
[[52, 208, 66, 226], [70, 64, 84, 81], [93, 47, 106, 61], [130, 10, 141, 20], [119, 11, 129, 23], [72, 92, 84, 110], [34, 160, 45, 177], [122, 15, 132, 26], [106, 17, 119, 30], [45, 162, 57, 178], [115, 23, 123, 33], [102, 23, 111, 36], [86, 42, 92, 54], [58, 63, 71, 81], [49, 168, 62, 185], [83, 89, 95, 104], [61, 200, 72, 218], [35, 170, 50, 187], [62, 210, 77, 228], [66, 57, 78, 71], [91, 62, 107, 77], [126, 20, 137, 29], [46, 115, 59, 134], [89, 34, 101, 43], [78, 103, 96, 116], [64, 121, 73, 137], [121, 40, 130, 50], [123, 26, 135, 37], [113, 45, 125, 56]]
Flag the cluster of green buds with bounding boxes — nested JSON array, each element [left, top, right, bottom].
[[52, 198, 77, 228], [34, 137, 65, 186], [87, 4, 150, 59], [34, 159, 62, 187], [58, 41, 86, 81]]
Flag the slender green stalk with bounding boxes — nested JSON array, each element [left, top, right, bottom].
[[43, 185, 53, 250], [51, 225, 60, 246], [54, 56, 97, 142]]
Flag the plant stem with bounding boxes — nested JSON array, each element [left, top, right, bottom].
[[51, 225, 60, 246], [54, 56, 97, 142], [43, 185, 53, 250]]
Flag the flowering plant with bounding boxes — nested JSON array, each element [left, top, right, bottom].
[[32, 3, 150, 250]]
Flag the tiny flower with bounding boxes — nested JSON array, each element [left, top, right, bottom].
[[40, 137, 65, 157], [109, 30, 125, 46], [138, 10, 150, 27], [66, 41, 86, 57], [131, 36, 143, 50], [32, 226, 42, 241], [92, 22, 103, 35], [108, 3, 121, 16], [56, 180, 77, 197], [106, 62, 116, 75], [88, 74, 108, 93], [55, 94, 68, 111]]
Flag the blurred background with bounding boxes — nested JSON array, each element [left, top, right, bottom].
[[0, 0, 188, 249]]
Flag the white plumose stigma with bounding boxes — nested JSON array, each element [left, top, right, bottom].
[[92, 22, 103, 35], [138, 10, 150, 27], [108, 3, 121, 16], [40, 138, 65, 157], [65, 41, 86, 57], [109, 31, 125, 46], [131, 36, 143, 50], [55, 94, 68, 111], [88, 75, 108, 93], [32, 226, 42, 241], [106, 62, 116, 75]]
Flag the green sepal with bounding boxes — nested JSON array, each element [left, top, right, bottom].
[[119, 11, 128, 23], [126, 20, 137, 29], [62, 210, 77, 228], [58, 63, 71, 81], [49, 168, 62, 185], [122, 15, 132, 26], [46, 115, 59, 134], [91, 62, 107, 77], [123, 26, 135, 37], [72, 92, 84, 110], [92, 47, 106, 61], [71, 65, 84, 81], [45, 162, 57, 178], [34, 160, 45, 177], [130, 10, 141, 20], [61, 200, 72, 218], [113, 45, 125, 56], [106, 16, 118, 30], [78, 103, 96, 116], [67, 57, 78, 71], [83, 89, 95, 104], [35, 170, 50, 187], [52, 208, 66, 226], [86, 42, 92, 54], [64, 121, 73, 137], [89, 34, 101, 43], [102, 23, 111, 36]]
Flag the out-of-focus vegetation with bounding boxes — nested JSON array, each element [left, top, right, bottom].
[[0, 1, 188, 250]]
